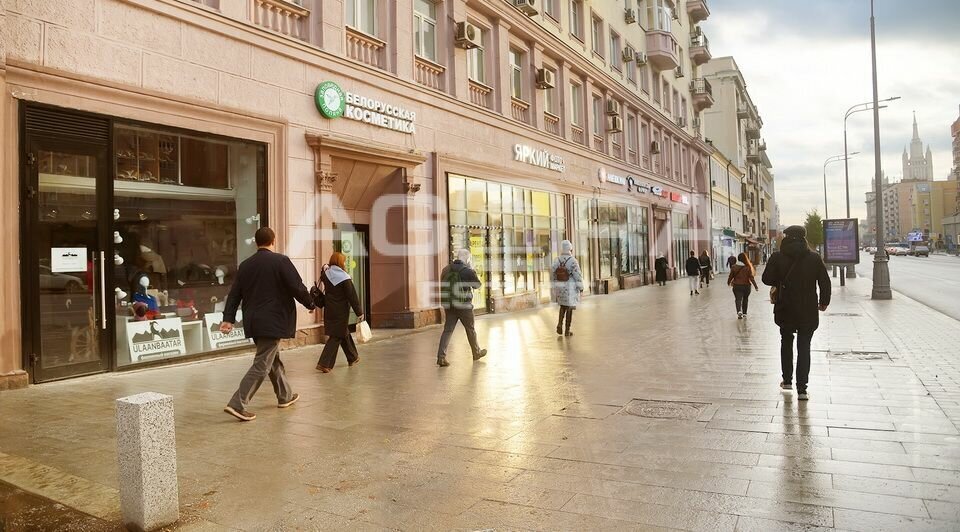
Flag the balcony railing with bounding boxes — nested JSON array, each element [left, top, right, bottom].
[[645, 30, 680, 71], [250, 0, 310, 40], [544, 112, 561, 136], [468, 79, 494, 110], [414, 56, 445, 91], [689, 32, 711, 65], [612, 141, 623, 160], [745, 117, 761, 139], [686, 0, 710, 23], [690, 78, 714, 111], [346, 26, 386, 70], [572, 125, 585, 145], [593, 134, 605, 153], [511, 98, 530, 123], [628, 148, 637, 165]]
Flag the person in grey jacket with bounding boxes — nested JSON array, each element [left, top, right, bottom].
[[551, 240, 583, 336]]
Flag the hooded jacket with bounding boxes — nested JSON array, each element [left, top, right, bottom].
[[762, 237, 831, 329]]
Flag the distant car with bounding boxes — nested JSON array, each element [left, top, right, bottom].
[[866, 246, 877, 254], [894, 244, 910, 256], [911, 245, 930, 257], [39, 265, 87, 293], [885, 245, 899, 256]]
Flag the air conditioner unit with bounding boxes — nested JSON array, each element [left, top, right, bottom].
[[671, 7, 679, 20], [454, 21, 482, 49], [624, 8, 637, 24], [607, 115, 624, 133], [676, 116, 687, 128], [674, 66, 685, 78], [535, 68, 555, 89], [650, 140, 661, 154], [514, 0, 538, 16], [634, 52, 648, 65], [622, 47, 634, 63], [605, 99, 621, 116], [692, 117, 702, 129]]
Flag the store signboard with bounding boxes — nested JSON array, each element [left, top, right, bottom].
[[514, 144, 565, 172], [907, 231, 924, 242], [51, 247, 87, 273], [126, 318, 187, 361], [823, 218, 860, 264], [204, 311, 253, 350], [315, 81, 416, 134]]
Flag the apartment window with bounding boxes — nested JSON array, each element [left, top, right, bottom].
[[652, 73, 661, 103], [641, 122, 650, 159], [640, 63, 649, 93], [413, 0, 437, 62], [663, 80, 670, 110], [591, 15, 604, 57], [467, 32, 486, 83], [570, 1, 584, 41], [673, 89, 680, 117], [681, 97, 688, 123], [347, 0, 376, 36], [625, 46, 637, 84], [610, 31, 622, 70], [543, 0, 559, 21], [592, 95, 603, 136], [570, 82, 584, 126], [509, 49, 523, 99], [627, 115, 638, 154], [646, 0, 672, 32], [544, 67, 558, 114]]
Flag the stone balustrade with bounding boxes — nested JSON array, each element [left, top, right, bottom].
[[414, 56, 445, 91], [346, 27, 386, 70], [250, 0, 309, 40]]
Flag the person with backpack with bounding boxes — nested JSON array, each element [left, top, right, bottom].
[[698, 250, 712, 288], [315, 252, 364, 373], [436, 248, 487, 367], [551, 240, 583, 336], [685, 251, 702, 295], [727, 252, 759, 319], [762, 225, 831, 401]]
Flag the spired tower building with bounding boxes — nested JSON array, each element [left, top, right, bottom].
[[903, 112, 934, 181]]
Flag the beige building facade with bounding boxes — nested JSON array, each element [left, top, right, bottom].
[[1, 0, 712, 386]]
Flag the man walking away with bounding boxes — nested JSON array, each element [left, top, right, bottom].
[[685, 251, 701, 295], [762, 225, 831, 401], [655, 254, 669, 286], [437, 249, 487, 367], [221, 227, 315, 421], [551, 240, 584, 336], [699, 250, 712, 288], [728, 253, 759, 319]]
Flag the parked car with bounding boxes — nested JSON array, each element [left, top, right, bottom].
[[865, 246, 877, 254], [911, 245, 930, 257], [39, 265, 87, 293]]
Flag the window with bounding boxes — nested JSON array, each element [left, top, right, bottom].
[[610, 31, 622, 70], [591, 15, 604, 57], [673, 89, 680, 117], [646, 0, 672, 32], [652, 73, 661, 103], [543, 0, 559, 21], [467, 30, 486, 83], [625, 46, 637, 84], [413, 0, 437, 62], [627, 115, 638, 155], [544, 67, 558, 114], [346, 0, 376, 35], [570, 82, 584, 126], [641, 122, 650, 160], [640, 63, 649, 93], [570, 1, 584, 40], [663, 80, 670, 110], [509, 49, 523, 99], [592, 95, 603, 136]]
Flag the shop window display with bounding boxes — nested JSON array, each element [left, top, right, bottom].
[[113, 124, 265, 366], [573, 198, 649, 289]]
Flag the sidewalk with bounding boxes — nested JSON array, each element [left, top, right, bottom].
[[1, 276, 959, 531]]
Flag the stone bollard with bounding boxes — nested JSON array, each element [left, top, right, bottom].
[[116, 392, 179, 532]]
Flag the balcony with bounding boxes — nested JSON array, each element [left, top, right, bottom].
[[346, 27, 387, 70], [745, 117, 761, 139], [737, 101, 750, 119], [686, 0, 710, 23], [747, 139, 765, 163], [511, 98, 530, 123], [544, 112, 561, 136], [572, 124, 585, 145], [414, 56, 445, 92], [645, 30, 679, 71], [594, 134, 605, 153], [468, 79, 494, 110], [250, 0, 310, 41], [689, 32, 711, 65], [690, 78, 714, 111]]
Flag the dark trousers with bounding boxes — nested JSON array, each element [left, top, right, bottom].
[[557, 305, 574, 332], [700, 270, 710, 285], [733, 285, 752, 314], [228, 338, 291, 410], [318, 333, 358, 369], [437, 308, 480, 359], [781, 327, 814, 391]]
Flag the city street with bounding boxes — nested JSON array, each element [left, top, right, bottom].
[[858, 251, 960, 321], [1, 276, 959, 531]]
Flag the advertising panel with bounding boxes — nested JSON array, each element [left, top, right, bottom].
[[823, 218, 860, 264]]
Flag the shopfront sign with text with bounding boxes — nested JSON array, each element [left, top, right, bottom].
[[514, 144, 565, 172], [315, 81, 416, 134]]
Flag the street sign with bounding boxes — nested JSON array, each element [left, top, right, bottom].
[[823, 218, 860, 264]]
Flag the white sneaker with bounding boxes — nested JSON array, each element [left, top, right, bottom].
[[798, 391, 809, 401], [737, 312, 743, 319]]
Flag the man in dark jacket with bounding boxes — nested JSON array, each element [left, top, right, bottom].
[[685, 251, 701, 295], [436, 249, 486, 367], [762, 225, 831, 401], [221, 227, 315, 421]]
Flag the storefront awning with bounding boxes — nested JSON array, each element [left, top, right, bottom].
[[722, 228, 736, 237]]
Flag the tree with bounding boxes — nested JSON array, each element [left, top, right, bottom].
[[804, 210, 824, 249]]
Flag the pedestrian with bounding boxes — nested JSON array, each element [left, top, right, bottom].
[[727, 252, 759, 319], [698, 250, 712, 288], [221, 227, 315, 422], [762, 225, 830, 401], [551, 240, 584, 336], [655, 254, 669, 286], [436, 248, 487, 367], [726, 255, 737, 271], [685, 251, 701, 295], [316, 252, 364, 373]]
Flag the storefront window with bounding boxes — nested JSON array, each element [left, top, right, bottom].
[[673, 212, 690, 268], [577, 199, 649, 285], [113, 123, 266, 366]]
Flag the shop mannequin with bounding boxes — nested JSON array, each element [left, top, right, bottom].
[[131, 272, 159, 318]]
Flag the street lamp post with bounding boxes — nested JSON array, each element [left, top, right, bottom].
[[824, 153, 857, 221], [870, 0, 892, 300], [843, 96, 899, 279]]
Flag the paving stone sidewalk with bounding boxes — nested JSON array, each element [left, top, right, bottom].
[[0, 275, 958, 531]]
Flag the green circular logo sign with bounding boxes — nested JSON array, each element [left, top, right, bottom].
[[315, 81, 346, 119]]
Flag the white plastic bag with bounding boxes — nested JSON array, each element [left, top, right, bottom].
[[356, 320, 373, 344]]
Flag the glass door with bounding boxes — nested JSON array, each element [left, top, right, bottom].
[[22, 135, 111, 382], [468, 228, 488, 311], [335, 225, 369, 325]]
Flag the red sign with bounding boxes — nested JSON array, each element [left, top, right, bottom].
[[670, 192, 682, 202]]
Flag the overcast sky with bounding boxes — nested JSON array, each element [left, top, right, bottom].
[[702, 0, 960, 227]]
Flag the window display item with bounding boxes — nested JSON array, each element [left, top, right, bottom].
[[132, 302, 149, 322]]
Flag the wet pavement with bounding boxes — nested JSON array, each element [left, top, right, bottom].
[[0, 480, 116, 531], [0, 275, 959, 531], [858, 250, 960, 321]]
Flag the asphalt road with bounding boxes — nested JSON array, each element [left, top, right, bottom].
[[857, 250, 960, 321]]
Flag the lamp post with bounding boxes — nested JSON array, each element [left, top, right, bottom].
[[843, 96, 899, 278], [824, 153, 857, 220], [870, 0, 892, 299]]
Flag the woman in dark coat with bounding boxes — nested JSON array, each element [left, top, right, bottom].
[[316, 252, 364, 373], [654, 254, 668, 286]]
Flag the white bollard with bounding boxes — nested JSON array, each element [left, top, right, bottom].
[[116, 392, 179, 532]]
